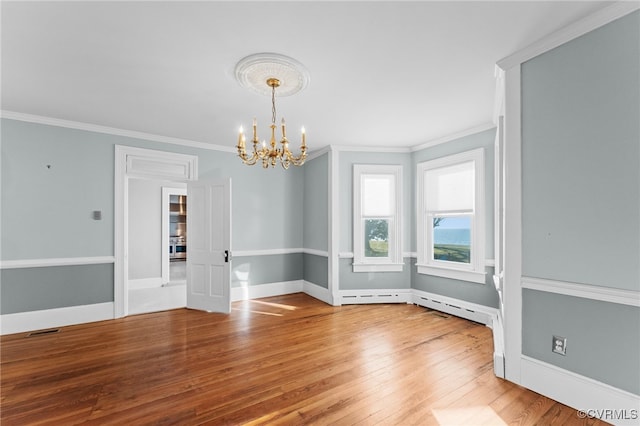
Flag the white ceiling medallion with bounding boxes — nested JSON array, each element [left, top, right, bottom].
[[234, 53, 310, 97]]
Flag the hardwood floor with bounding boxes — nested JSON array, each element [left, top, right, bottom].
[[1, 293, 607, 425]]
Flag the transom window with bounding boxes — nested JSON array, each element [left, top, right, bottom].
[[353, 164, 403, 272], [417, 149, 485, 283]]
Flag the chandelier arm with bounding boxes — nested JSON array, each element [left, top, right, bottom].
[[239, 151, 259, 166], [289, 155, 307, 166]]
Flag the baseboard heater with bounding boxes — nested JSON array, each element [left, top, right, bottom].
[[341, 293, 407, 304], [343, 294, 394, 299], [415, 296, 487, 325]]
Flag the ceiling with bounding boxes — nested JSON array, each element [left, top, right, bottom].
[[1, 1, 610, 152]]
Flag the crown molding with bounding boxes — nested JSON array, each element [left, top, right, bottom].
[[410, 122, 496, 152], [2, 110, 498, 155], [0, 110, 236, 153], [497, 1, 640, 71], [333, 145, 411, 153], [306, 145, 331, 161]]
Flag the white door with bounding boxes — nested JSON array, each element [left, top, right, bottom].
[[186, 178, 231, 313]]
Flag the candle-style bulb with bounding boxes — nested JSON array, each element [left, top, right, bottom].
[[238, 126, 244, 146]]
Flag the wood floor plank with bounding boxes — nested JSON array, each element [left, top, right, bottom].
[[1, 293, 608, 425]]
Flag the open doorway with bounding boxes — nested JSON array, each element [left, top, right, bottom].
[[127, 181, 188, 315], [115, 145, 231, 318], [114, 146, 198, 318], [162, 187, 188, 287]]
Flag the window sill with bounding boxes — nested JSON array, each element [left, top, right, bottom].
[[416, 264, 486, 284], [353, 263, 404, 273]]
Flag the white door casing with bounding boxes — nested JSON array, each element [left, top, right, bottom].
[[115, 145, 198, 318], [186, 179, 231, 313]]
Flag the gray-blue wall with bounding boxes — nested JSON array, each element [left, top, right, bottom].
[[338, 151, 413, 290], [303, 153, 328, 252], [520, 11, 639, 394], [334, 135, 500, 309], [411, 128, 499, 308], [0, 112, 499, 313], [1, 118, 303, 314], [303, 153, 329, 288]]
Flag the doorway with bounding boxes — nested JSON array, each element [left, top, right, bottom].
[[162, 187, 188, 287], [115, 145, 232, 318], [114, 146, 198, 318]]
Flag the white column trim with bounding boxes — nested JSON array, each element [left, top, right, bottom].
[[328, 147, 341, 305], [114, 146, 126, 318], [502, 65, 523, 384]]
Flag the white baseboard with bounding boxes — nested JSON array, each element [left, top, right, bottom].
[[521, 356, 640, 426], [338, 289, 412, 305], [491, 312, 505, 379], [231, 280, 304, 301], [303, 281, 332, 305], [128, 277, 164, 290], [0, 302, 114, 335], [128, 284, 186, 315]]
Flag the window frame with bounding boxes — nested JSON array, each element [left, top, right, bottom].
[[416, 148, 486, 283], [353, 164, 403, 272]]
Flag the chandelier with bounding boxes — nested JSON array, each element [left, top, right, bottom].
[[237, 78, 307, 169], [234, 53, 310, 169]]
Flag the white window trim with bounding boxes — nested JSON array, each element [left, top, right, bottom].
[[353, 164, 403, 273], [416, 148, 486, 284]]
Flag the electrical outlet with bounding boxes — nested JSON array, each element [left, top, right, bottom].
[[552, 335, 567, 355]]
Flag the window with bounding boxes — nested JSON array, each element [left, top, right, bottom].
[[417, 149, 485, 283], [353, 164, 403, 272]]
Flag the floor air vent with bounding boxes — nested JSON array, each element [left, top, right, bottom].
[[26, 328, 60, 337]]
